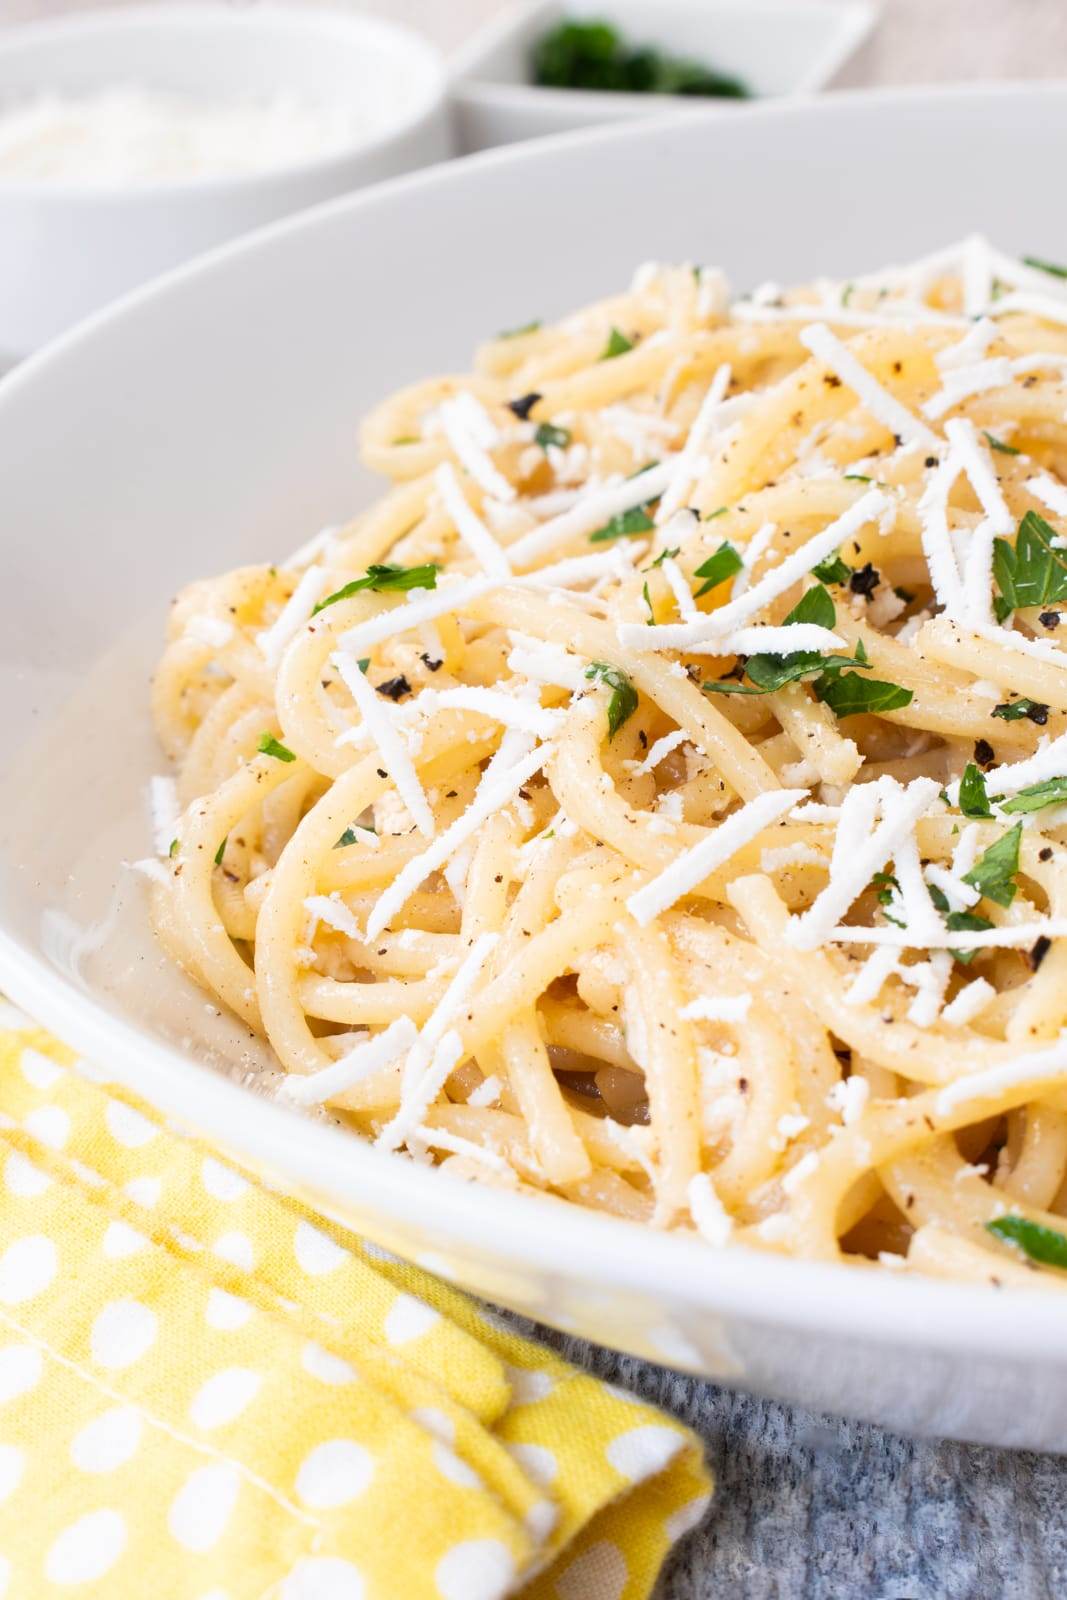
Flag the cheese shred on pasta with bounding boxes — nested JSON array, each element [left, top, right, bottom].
[[149, 237, 1067, 1286]]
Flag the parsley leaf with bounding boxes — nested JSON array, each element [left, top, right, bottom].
[[843, 473, 872, 483], [645, 546, 680, 571], [214, 835, 228, 866], [945, 910, 995, 963], [589, 504, 656, 543], [313, 564, 438, 615], [693, 540, 743, 597], [168, 838, 179, 859], [992, 510, 1067, 618], [996, 777, 1067, 815], [987, 1214, 1067, 1269], [703, 506, 728, 521], [992, 698, 1049, 724], [600, 326, 634, 361], [704, 587, 870, 696], [811, 549, 853, 585], [534, 421, 571, 450], [336, 823, 375, 848], [958, 762, 992, 819], [1022, 255, 1067, 281], [814, 671, 913, 718], [498, 319, 541, 338], [983, 431, 1020, 456], [641, 581, 655, 624], [257, 734, 296, 763], [962, 822, 1022, 907], [585, 662, 638, 737]]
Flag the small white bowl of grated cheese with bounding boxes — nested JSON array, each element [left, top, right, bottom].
[[0, 4, 450, 359]]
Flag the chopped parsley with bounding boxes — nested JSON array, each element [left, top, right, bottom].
[[983, 431, 1020, 456], [961, 822, 1023, 907], [704, 587, 870, 697], [168, 838, 179, 859], [589, 503, 655, 542], [497, 319, 541, 339], [996, 777, 1067, 815], [992, 698, 1049, 725], [585, 662, 638, 737], [926, 882, 994, 963], [644, 546, 680, 571], [336, 824, 375, 848], [958, 762, 992, 819], [992, 510, 1067, 620], [843, 473, 872, 483], [814, 670, 913, 719], [532, 18, 749, 99], [534, 421, 571, 450], [642, 581, 655, 624], [811, 549, 853, 585], [600, 326, 634, 361], [693, 540, 743, 597], [986, 1214, 1067, 1269], [312, 563, 438, 615], [257, 734, 296, 763], [1022, 254, 1067, 281], [214, 835, 228, 866], [703, 505, 728, 521]]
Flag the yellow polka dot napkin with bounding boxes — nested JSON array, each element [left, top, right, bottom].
[[0, 1001, 710, 1599]]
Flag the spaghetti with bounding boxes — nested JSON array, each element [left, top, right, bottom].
[[147, 236, 1067, 1287]]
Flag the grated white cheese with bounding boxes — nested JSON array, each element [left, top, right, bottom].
[[760, 843, 825, 873], [961, 236, 994, 317], [518, 543, 641, 591], [687, 1172, 733, 1247], [438, 392, 515, 503], [981, 730, 1067, 796], [616, 490, 888, 653], [844, 945, 899, 1007], [148, 775, 179, 858], [411, 1126, 511, 1176], [826, 1075, 870, 1125], [431, 686, 563, 741], [303, 892, 362, 941], [467, 1074, 502, 1109], [936, 316, 997, 373], [332, 651, 435, 838], [987, 291, 1067, 328], [365, 743, 550, 940], [715, 623, 846, 656], [256, 564, 331, 666], [944, 418, 1013, 535], [941, 977, 996, 1028], [660, 555, 699, 619], [127, 856, 172, 887], [922, 357, 1013, 421], [632, 729, 688, 776], [184, 614, 234, 649], [656, 363, 732, 521], [788, 777, 941, 950], [279, 1016, 418, 1106], [506, 635, 587, 692], [507, 460, 674, 568], [780, 1151, 820, 1196], [627, 788, 804, 926], [1025, 473, 1067, 519], [434, 462, 512, 579], [935, 1034, 1067, 1116], [679, 994, 752, 1023], [798, 323, 938, 447], [338, 574, 501, 658], [916, 452, 966, 617]]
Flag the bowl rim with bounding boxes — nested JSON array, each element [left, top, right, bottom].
[[449, 0, 880, 102], [5, 79, 1067, 1363], [0, 1, 447, 202]]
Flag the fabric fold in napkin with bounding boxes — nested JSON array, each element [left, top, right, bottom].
[[0, 1001, 710, 1599]]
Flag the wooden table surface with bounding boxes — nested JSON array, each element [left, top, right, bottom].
[[8, 3, 1067, 1594]]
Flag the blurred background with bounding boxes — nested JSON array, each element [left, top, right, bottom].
[[7, 0, 1067, 84]]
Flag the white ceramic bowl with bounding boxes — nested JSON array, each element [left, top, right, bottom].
[[450, 0, 878, 151], [0, 4, 449, 359], [3, 84, 1067, 1450]]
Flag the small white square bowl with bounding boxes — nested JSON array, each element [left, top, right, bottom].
[[451, 0, 879, 151]]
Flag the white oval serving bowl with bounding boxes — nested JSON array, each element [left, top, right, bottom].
[[0, 3, 450, 359], [2, 84, 1067, 1450], [450, 0, 878, 151]]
